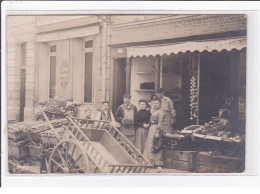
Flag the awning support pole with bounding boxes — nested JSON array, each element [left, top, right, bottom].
[[126, 58, 131, 94], [155, 56, 160, 90]]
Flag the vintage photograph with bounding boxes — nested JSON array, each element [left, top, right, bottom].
[[6, 14, 246, 174]]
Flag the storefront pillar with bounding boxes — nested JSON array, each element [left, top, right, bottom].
[[126, 58, 131, 94], [110, 58, 115, 109], [155, 55, 160, 90]]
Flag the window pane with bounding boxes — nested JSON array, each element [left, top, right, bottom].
[[84, 52, 93, 103], [50, 45, 56, 53], [85, 40, 93, 48], [21, 43, 26, 67], [49, 56, 56, 98]]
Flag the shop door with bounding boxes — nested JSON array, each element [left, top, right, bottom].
[[20, 69, 26, 121], [114, 59, 126, 111]]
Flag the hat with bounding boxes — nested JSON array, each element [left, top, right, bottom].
[[156, 88, 165, 94], [123, 93, 131, 99]]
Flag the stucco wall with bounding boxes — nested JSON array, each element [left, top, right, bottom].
[[7, 16, 36, 121]]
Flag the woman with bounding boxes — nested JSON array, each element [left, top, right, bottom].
[[135, 99, 151, 154], [143, 97, 168, 168]]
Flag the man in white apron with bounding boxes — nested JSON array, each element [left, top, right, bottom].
[[115, 94, 137, 144]]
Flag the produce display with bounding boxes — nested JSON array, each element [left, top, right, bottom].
[[181, 118, 245, 143], [190, 76, 198, 121], [162, 131, 187, 149], [34, 96, 79, 120]]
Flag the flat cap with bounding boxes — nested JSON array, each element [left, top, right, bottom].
[[123, 93, 131, 99], [156, 88, 165, 94]]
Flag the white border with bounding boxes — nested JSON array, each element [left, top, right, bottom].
[[1, 1, 260, 187]]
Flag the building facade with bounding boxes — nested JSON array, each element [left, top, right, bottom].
[[109, 15, 246, 130], [7, 15, 246, 131]]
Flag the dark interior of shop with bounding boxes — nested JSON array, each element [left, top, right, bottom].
[[199, 51, 231, 124]]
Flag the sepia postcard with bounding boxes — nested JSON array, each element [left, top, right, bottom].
[[5, 14, 247, 174], [1, 1, 260, 188]]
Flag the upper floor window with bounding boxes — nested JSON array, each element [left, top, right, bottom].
[[50, 45, 57, 53], [85, 40, 93, 49], [49, 44, 57, 99], [21, 43, 26, 68], [83, 39, 94, 103]]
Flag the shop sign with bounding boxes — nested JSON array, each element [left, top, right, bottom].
[[60, 60, 70, 89]]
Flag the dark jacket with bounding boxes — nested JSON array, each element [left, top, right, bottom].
[[135, 109, 151, 127]]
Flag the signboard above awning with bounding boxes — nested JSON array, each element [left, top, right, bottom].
[[36, 25, 100, 42], [127, 37, 246, 58]]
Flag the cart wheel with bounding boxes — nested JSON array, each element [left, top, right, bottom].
[[48, 139, 89, 173]]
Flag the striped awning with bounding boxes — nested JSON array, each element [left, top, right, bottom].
[[127, 37, 246, 58]]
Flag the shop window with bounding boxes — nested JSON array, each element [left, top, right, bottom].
[[49, 56, 56, 99], [84, 52, 93, 103], [21, 43, 26, 68], [49, 44, 57, 99], [20, 43, 26, 121], [85, 40, 93, 48]]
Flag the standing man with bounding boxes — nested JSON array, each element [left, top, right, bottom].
[[151, 88, 176, 134], [115, 94, 137, 144]]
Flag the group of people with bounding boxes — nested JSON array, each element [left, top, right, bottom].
[[93, 88, 176, 168]]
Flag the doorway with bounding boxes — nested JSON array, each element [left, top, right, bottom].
[[20, 69, 26, 121], [114, 59, 126, 111]]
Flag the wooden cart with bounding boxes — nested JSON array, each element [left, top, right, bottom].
[[42, 111, 152, 174]]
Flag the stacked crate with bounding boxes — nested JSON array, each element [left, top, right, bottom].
[[163, 149, 197, 171], [8, 122, 34, 159]]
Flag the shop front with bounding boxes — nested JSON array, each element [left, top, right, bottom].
[[112, 37, 246, 130], [35, 24, 103, 118]]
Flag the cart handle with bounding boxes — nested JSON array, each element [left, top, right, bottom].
[[41, 110, 61, 140]]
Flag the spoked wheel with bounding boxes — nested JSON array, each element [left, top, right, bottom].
[[48, 139, 89, 173]]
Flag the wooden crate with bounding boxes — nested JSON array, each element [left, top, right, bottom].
[[163, 149, 197, 171], [28, 144, 43, 161], [196, 154, 245, 173], [8, 140, 30, 159]]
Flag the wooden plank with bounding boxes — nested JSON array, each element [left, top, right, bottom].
[[172, 160, 194, 171], [162, 149, 173, 158], [171, 150, 197, 162], [164, 158, 173, 169], [197, 154, 244, 171], [196, 165, 243, 173]]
